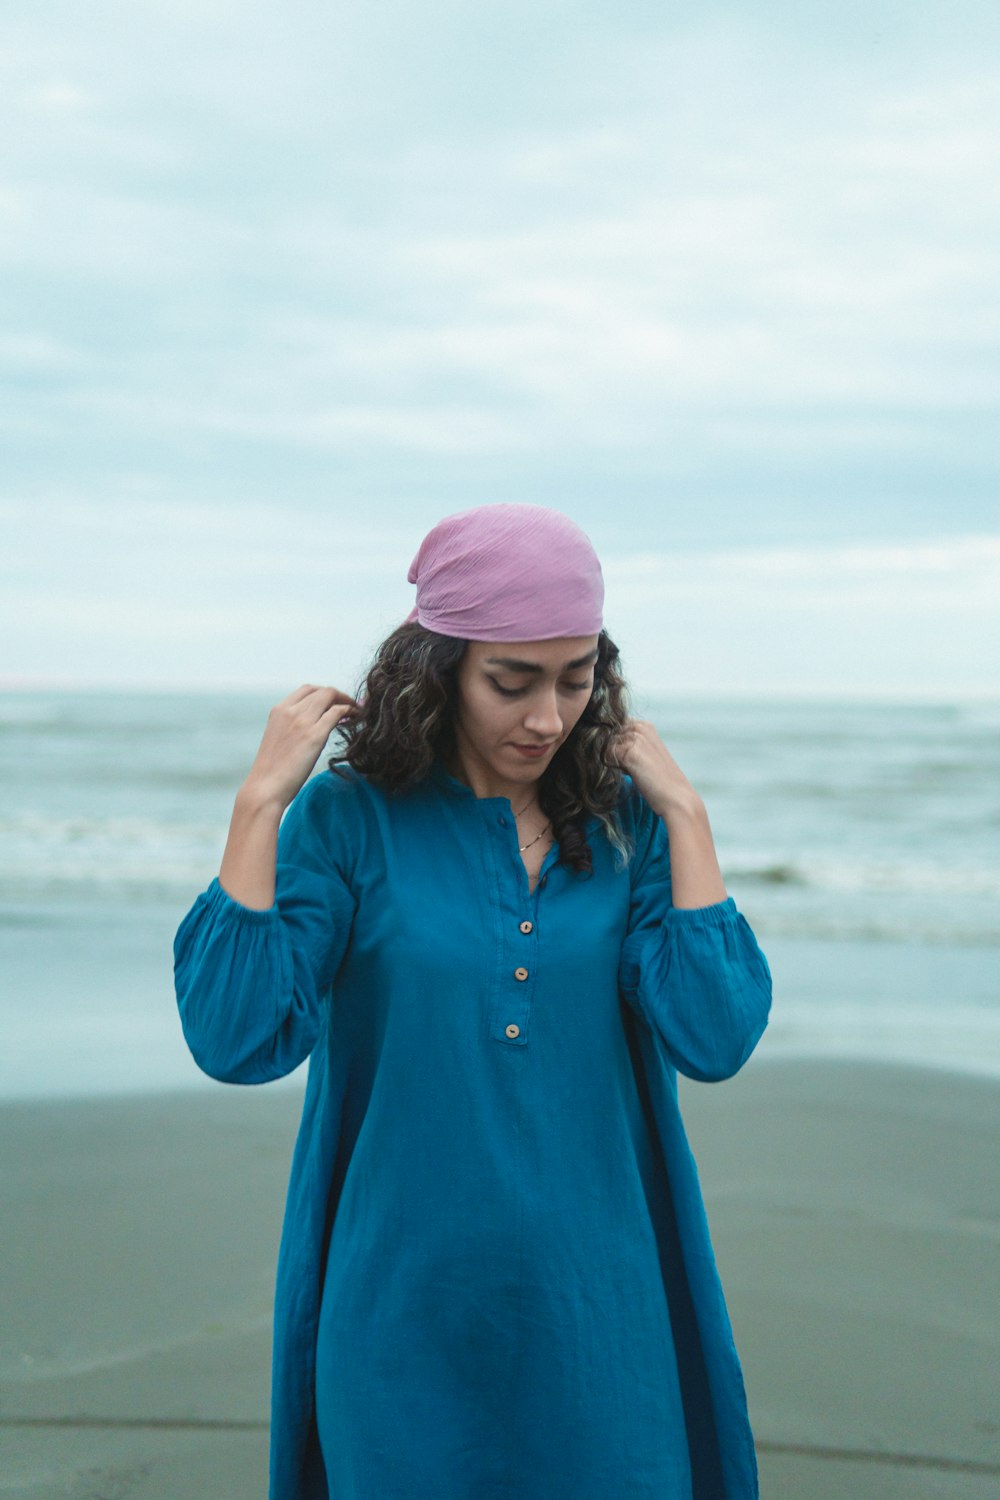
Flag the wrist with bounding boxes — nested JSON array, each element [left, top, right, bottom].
[[652, 785, 706, 823], [236, 777, 287, 819]]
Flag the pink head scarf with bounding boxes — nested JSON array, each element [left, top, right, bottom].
[[404, 503, 604, 641]]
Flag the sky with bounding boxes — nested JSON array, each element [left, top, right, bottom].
[[3, 0, 998, 700]]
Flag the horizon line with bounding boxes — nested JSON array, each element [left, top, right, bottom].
[[2, 678, 999, 706]]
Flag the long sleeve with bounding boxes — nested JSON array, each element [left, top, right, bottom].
[[173, 771, 359, 1085], [617, 787, 773, 1083]]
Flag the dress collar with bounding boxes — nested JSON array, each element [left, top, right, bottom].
[[429, 753, 554, 811], [428, 754, 605, 833], [429, 756, 469, 798], [428, 755, 508, 803]]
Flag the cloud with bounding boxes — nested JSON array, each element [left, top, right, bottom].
[[606, 533, 1000, 700], [20, 82, 92, 113], [605, 534, 1000, 607], [3, 2, 999, 689], [6, 492, 998, 697]]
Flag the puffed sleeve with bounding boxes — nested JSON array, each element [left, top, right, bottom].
[[617, 786, 772, 1083], [172, 770, 359, 1086]]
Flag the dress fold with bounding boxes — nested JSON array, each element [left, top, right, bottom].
[[173, 760, 772, 1498]]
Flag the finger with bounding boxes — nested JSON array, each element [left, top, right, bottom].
[[303, 686, 356, 710], [322, 699, 357, 719], [285, 684, 322, 704]]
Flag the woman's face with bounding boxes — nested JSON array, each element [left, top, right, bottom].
[[451, 634, 600, 786]]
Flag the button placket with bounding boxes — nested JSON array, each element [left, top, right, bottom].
[[497, 960, 530, 1044], [499, 942, 534, 1042], [489, 805, 538, 1046]]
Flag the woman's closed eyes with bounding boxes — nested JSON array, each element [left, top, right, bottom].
[[488, 677, 592, 698]]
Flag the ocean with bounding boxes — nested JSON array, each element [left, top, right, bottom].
[[1, 689, 998, 1099]]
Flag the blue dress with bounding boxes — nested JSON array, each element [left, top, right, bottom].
[[173, 757, 773, 1499]]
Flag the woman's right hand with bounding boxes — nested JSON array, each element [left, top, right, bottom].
[[241, 684, 359, 813]]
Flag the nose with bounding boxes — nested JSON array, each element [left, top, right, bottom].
[[522, 686, 563, 738]]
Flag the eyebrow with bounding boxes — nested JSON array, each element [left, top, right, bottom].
[[483, 647, 600, 674]]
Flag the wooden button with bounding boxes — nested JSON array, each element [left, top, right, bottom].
[[505, 1023, 520, 1038], [514, 967, 528, 981], [519, 920, 533, 934]]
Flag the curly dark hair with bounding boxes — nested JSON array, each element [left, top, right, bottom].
[[326, 623, 636, 875]]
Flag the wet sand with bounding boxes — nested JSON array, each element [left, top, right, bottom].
[[1, 1055, 997, 1498]]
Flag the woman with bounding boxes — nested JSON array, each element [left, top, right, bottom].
[[173, 502, 773, 1500]]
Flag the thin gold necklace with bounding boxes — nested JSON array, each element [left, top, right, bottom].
[[521, 822, 551, 858], [513, 793, 552, 853]]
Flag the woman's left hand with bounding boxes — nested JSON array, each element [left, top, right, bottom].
[[609, 719, 703, 817]]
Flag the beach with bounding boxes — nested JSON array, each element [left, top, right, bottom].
[[2, 692, 998, 1496], [1, 1053, 997, 1499]]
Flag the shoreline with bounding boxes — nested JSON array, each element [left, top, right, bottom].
[[3, 1041, 1000, 1108], [2, 1055, 998, 1498]]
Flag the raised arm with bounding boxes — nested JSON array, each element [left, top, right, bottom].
[[173, 685, 360, 1085], [612, 720, 773, 1083], [219, 682, 359, 910]]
